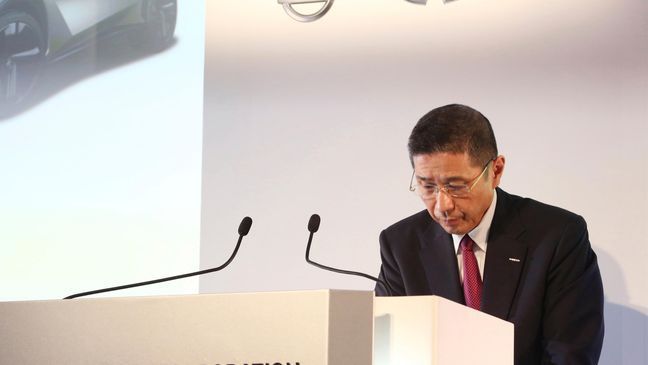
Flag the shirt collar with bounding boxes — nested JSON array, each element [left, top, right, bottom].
[[452, 189, 498, 254]]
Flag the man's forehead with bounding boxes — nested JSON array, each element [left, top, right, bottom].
[[412, 152, 481, 180], [412, 152, 478, 168], [415, 173, 471, 183]]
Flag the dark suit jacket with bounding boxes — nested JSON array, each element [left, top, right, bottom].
[[376, 188, 604, 365]]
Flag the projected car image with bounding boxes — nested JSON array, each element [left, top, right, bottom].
[[0, 0, 177, 117]]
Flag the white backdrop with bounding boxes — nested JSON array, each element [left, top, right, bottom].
[[1, 1, 645, 363], [0, 0, 205, 300], [202, 1, 647, 364]]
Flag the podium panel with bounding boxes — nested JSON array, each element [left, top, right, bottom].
[[374, 295, 513, 365], [0, 290, 373, 365]]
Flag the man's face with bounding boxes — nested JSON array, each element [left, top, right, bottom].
[[412, 152, 505, 235]]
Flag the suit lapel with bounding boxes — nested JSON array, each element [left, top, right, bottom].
[[481, 189, 527, 320], [419, 223, 464, 304]]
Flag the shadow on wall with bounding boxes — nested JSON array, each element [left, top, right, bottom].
[[596, 248, 647, 365], [0, 32, 177, 121]]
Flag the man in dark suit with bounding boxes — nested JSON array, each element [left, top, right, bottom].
[[375, 104, 604, 364]]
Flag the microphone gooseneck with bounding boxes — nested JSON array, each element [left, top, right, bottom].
[[64, 216, 253, 299], [305, 214, 393, 295]]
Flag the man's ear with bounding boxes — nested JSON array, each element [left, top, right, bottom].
[[491, 155, 505, 188]]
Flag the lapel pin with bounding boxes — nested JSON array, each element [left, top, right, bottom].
[[508, 258, 521, 262]]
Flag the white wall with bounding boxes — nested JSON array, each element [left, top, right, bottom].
[[202, 0, 647, 363], [0, 0, 205, 300]]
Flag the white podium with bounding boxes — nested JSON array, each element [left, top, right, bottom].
[[374, 295, 514, 365], [0, 290, 373, 365], [1, 291, 513, 365]]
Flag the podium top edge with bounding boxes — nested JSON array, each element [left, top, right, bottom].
[[1, 289, 375, 304]]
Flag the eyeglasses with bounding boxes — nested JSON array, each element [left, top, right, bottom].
[[409, 160, 493, 200]]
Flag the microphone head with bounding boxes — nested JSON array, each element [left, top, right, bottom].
[[308, 214, 321, 233], [238, 216, 253, 236]]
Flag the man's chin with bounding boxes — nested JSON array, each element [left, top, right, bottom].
[[428, 213, 471, 235], [443, 227, 469, 235], [439, 221, 469, 235]]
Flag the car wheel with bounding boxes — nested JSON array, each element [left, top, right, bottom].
[[134, 0, 177, 52], [0, 11, 45, 116]]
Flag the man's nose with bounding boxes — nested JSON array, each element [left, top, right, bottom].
[[435, 190, 455, 214]]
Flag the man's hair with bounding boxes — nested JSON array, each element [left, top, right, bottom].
[[408, 104, 498, 167]]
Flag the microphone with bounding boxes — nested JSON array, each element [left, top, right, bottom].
[[305, 214, 393, 295], [64, 216, 253, 299]]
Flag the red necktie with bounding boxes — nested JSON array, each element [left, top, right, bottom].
[[461, 235, 482, 310]]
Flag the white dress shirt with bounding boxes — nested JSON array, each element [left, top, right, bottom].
[[452, 189, 497, 282]]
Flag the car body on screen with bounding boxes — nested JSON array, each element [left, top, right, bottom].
[[0, 0, 177, 116]]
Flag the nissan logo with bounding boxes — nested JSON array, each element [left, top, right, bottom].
[[277, 0, 335, 23], [277, 0, 457, 23]]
